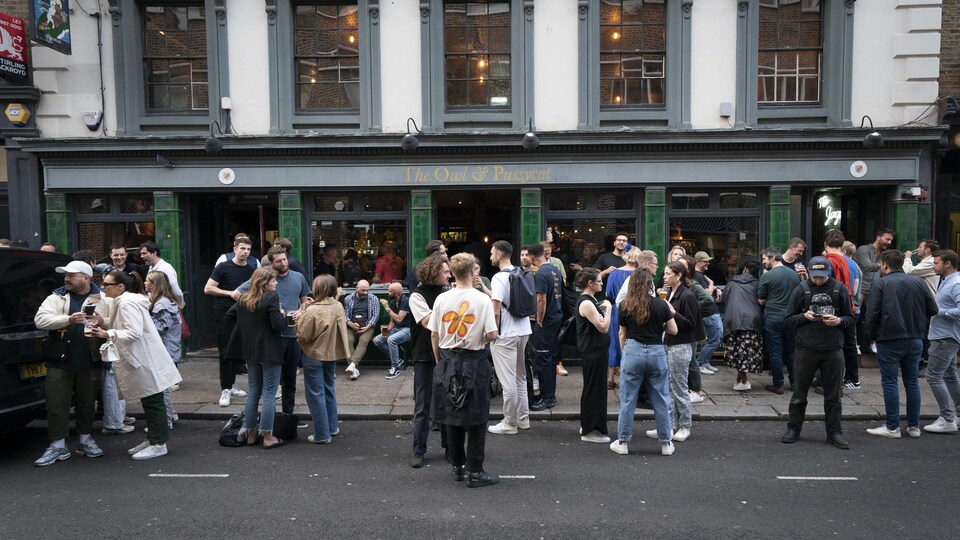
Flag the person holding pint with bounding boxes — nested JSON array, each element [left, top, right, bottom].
[[575, 268, 612, 444]]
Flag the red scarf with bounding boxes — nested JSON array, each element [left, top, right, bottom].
[[825, 252, 855, 312]]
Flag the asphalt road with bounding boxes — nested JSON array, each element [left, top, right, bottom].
[[1, 419, 957, 539]]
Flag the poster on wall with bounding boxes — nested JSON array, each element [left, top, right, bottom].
[[0, 12, 28, 79], [30, 0, 71, 55]]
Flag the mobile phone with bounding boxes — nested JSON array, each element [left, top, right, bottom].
[[83, 304, 96, 316]]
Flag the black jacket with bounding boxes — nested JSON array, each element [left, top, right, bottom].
[[720, 273, 762, 335], [785, 277, 855, 351], [225, 291, 286, 364], [664, 284, 705, 346], [865, 270, 938, 342]]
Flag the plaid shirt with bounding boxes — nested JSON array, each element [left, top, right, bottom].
[[343, 292, 380, 328]]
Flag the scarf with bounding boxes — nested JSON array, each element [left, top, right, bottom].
[[825, 252, 855, 312]]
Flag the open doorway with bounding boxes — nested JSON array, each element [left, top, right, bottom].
[[435, 190, 518, 278]]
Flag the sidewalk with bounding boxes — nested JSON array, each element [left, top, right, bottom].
[[129, 351, 946, 424]]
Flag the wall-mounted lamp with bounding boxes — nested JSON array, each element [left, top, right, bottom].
[[860, 115, 884, 149], [521, 118, 539, 150], [401, 118, 421, 151], [156, 154, 174, 168], [205, 120, 226, 154]]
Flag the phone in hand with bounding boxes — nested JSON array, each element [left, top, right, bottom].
[[83, 304, 96, 316]]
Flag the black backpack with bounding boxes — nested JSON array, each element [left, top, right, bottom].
[[799, 280, 844, 312], [501, 266, 537, 318]]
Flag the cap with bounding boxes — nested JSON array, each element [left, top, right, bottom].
[[807, 256, 832, 278], [694, 251, 712, 262], [56, 261, 93, 277]]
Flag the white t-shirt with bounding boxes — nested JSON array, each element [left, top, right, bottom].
[[409, 293, 431, 326], [490, 266, 532, 338], [429, 287, 498, 351]]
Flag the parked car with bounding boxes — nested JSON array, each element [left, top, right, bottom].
[[0, 249, 70, 432]]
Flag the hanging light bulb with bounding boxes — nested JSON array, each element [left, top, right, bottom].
[[612, 31, 620, 41]]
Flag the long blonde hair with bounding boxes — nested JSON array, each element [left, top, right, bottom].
[[146, 271, 177, 312], [241, 267, 277, 313]]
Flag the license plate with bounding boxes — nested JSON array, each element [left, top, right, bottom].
[[20, 363, 47, 380]]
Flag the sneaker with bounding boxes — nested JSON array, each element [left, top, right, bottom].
[[609, 440, 628, 455], [532, 377, 540, 393], [102, 425, 135, 435], [843, 379, 861, 389], [556, 362, 569, 376], [297, 422, 309, 429], [385, 367, 400, 380], [275, 389, 283, 402], [128, 439, 151, 455], [661, 441, 675, 456], [76, 439, 105, 458], [410, 453, 424, 468], [170, 383, 180, 391], [869, 343, 877, 354], [699, 364, 717, 374], [307, 435, 332, 444], [581, 431, 611, 444], [923, 416, 959, 434], [645, 429, 663, 440], [906, 426, 921, 438], [466, 470, 500, 488], [229, 385, 247, 397], [132, 443, 168, 460], [123, 416, 136, 425], [487, 421, 518, 435], [689, 392, 705, 404], [346, 362, 360, 380], [673, 428, 691, 442], [733, 381, 752, 391], [866, 425, 901, 439], [517, 418, 531, 430], [218, 389, 231, 407], [34, 445, 71, 467]]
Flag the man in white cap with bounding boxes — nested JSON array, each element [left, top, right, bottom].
[[33, 261, 110, 466]]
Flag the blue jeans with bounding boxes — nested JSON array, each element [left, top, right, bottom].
[[373, 326, 411, 369], [876, 339, 922, 429], [696, 313, 723, 366], [617, 341, 671, 443], [303, 356, 338, 440], [763, 314, 795, 388], [243, 361, 282, 433]]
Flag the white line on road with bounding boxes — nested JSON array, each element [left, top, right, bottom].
[[499, 475, 536, 479], [776, 476, 857, 481], [149, 473, 230, 478]]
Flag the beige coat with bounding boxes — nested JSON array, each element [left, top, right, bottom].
[[103, 292, 182, 401], [296, 297, 351, 361]]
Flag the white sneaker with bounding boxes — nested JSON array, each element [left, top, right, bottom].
[[869, 343, 878, 354], [517, 418, 531, 430], [689, 392, 705, 403], [275, 389, 283, 402], [906, 426, 921, 438], [645, 429, 661, 439], [866, 425, 901, 439], [532, 378, 540, 393], [102, 425, 135, 435], [218, 389, 231, 407], [661, 441, 675, 456], [923, 416, 959, 434], [700, 364, 717, 374], [733, 381, 752, 391], [229, 385, 247, 397], [127, 439, 151, 455], [673, 428, 691, 442], [581, 431, 611, 444], [132, 443, 168, 460], [609, 440, 628, 455], [487, 421, 518, 435], [346, 362, 359, 380], [170, 383, 180, 391]]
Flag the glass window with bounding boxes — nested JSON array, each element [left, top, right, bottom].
[[77, 222, 156, 265], [549, 219, 638, 270], [669, 216, 760, 285], [77, 196, 111, 215], [444, 1, 511, 109], [597, 192, 635, 211], [671, 192, 709, 210], [314, 195, 353, 212], [0, 255, 65, 330], [310, 219, 406, 286], [363, 194, 405, 212], [599, 0, 666, 107], [294, 3, 361, 112], [718, 192, 759, 209], [119, 197, 155, 214], [548, 194, 586, 211], [757, 0, 822, 104], [143, 5, 209, 113]]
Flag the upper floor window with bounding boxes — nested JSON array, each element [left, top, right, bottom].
[[143, 5, 209, 113], [294, 3, 360, 113], [600, 0, 665, 108], [444, 2, 511, 109], [757, 0, 822, 105]]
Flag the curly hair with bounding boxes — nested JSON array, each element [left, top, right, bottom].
[[416, 253, 449, 286]]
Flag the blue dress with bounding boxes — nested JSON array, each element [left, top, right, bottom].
[[604, 267, 633, 368]]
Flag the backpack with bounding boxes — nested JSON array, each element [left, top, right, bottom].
[[219, 412, 247, 447], [500, 266, 537, 318], [798, 279, 844, 313]]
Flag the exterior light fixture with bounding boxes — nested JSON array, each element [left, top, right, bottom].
[[401, 117, 421, 151], [521, 118, 540, 150], [156, 154, 174, 168], [205, 119, 225, 154], [860, 115, 884, 149]]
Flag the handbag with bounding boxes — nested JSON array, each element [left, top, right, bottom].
[[219, 412, 247, 447], [273, 413, 299, 442], [557, 315, 577, 346], [99, 340, 120, 363]]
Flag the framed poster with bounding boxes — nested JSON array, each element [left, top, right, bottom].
[[0, 12, 27, 79], [31, 0, 71, 55]]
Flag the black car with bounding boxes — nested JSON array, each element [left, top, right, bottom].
[[0, 249, 71, 432]]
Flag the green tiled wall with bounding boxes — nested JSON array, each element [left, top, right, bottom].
[[893, 199, 919, 252], [643, 187, 666, 267], [279, 191, 304, 263], [44, 192, 70, 255], [767, 185, 791, 249], [410, 190, 433, 268], [153, 192, 184, 280], [520, 188, 542, 247]]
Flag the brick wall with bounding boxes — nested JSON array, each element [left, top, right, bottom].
[[0, 0, 29, 20], [942, 0, 960, 98]]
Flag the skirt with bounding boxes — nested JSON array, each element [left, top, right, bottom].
[[723, 330, 763, 374]]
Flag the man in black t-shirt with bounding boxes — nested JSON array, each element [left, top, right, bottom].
[[110, 244, 146, 279], [529, 243, 563, 411], [594, 232, 629, 279]]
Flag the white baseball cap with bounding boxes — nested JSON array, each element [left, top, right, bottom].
[[56, 261, 93, 277]]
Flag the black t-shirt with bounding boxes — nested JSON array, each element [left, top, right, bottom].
[[594, 252, 625, 271], [210, 260, 256, 312], [62, 292, 98, 373], [618, 298, 673, 345], [535, 262, 564, 324], [780, 257, 804, 272]]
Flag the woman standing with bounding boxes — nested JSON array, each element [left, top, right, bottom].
[[646, 261, 704, 443], [609, 269, 678, 456], [226, 267, 287, 449], [576, 268, 612, 443], [90, 271, 181, 460], [720, 259, 764, 391], [145, 271, 182, 428], [296, 274, 350, 444], [604, 249, 638, 390]]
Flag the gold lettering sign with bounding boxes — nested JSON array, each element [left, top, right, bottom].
[[404, 165, 552, 185]]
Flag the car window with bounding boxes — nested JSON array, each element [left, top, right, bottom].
[[0, 256, 64, 331]]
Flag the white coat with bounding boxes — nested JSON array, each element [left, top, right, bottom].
[[103, 292, 182, 401]]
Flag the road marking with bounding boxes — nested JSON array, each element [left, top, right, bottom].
[[149, 473, 230, 478], [499, 475, 536, 479], [776, 476, 857, 481]]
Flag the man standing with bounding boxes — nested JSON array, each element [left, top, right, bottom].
[[265, 237, 309, 278], [781, 256, 855, 450], [904, 238, 939, 378], [488, 240, 533, 435], [374, 281, 412, 379], [204, 237, 255, 406], [110, 244, 145, 278], [693, 251, 722, 373], [758, 246, 801, 394], [855, 228, 895, 353], [343, 279, 380, 380], [780, 237, 807, 278], [529, 243, 564, 411], [865, 249, 937, 439], [594, 232, 628, 280], [33, 261, 107, 466], [233, 246, 310, 415], [430, 253, 499, 487], [822, 229, 861, 389], [139, 241, 184, 307], [924, 249, 960, 433]]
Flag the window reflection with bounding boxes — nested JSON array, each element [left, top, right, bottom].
[[444, 2, 512, 108], [295, 4, 360, 111], [310, 219, 406, 286], [600, 0, 666, 107]]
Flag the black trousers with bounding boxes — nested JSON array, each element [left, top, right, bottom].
[[788, 345, 844, 434], [842, 321, 860, 383], [580, 350, 608, 435], [446, 423, 486, 473], [412, 360, 434, 456], [280, 337, 301, 415], [216, 307, 237, 390]]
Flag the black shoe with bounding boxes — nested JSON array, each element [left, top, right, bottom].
[[765, 385, 785, 395], [452, 465, 465, 482], [826, 433, 850, 450], [410, 453, 424, 468], [466, 470, 500, 488], [781, 428, 800, 444], [530, 398, 557, 411]]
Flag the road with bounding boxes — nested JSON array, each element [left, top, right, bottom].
[[1, 419, 956, 539]]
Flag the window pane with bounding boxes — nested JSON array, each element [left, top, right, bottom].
[[142, 5, 208, 113], [596, 192, 635, 211], [669, 216, 760, 283], [671, 193, 709, 210], [444, 1, 511, 110], [294, 2, 360, 113], [757, 0, 822, 104], [546, 219, 637, 272], [77, 196, 110, 214], [363, 194, 405, 212], [598, 0, 666, 109], [314, 195, 353, 213], [119, 197, 154, 214], [718, 192, 758, 209], [77, 222, 156, 266], [548, 194, 586, 211], [310, 220, 406, 287]]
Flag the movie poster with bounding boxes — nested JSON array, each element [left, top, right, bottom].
[[31, 0, 71, 55]]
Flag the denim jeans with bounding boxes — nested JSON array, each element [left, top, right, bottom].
[[303, 356, 338, 440], [101, 366, 127, 430], [876, 339, 923, 429], [617, 341, 671, 443], [243, 361, 282, 433], [763, 314, 795, 388], [696, 313, 723, 366], [373, 326, 411, 369], [925, 338, 960, 423]]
